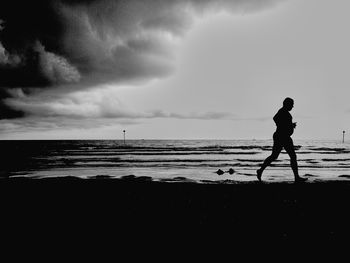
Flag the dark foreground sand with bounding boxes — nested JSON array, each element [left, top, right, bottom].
[[2, 176, 350, 256]]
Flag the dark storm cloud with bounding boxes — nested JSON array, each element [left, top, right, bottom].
[[0, 0, 284, 120], [4, 87, 236, 120], [0, 117, 139, 134]]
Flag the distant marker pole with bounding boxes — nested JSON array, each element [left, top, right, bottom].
[[123, 130, 126, 145], [343, 130, 345, 143]]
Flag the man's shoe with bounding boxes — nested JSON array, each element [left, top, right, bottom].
[[295, 176, 308, 183], [256, 169, 262, 182]]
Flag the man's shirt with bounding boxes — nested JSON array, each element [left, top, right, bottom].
[[273, 108, 294, 137]]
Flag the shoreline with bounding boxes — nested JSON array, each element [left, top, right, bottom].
[[2, 177, 350, 243], [2, 176, 349, 259], [4, 173, 350, 185]]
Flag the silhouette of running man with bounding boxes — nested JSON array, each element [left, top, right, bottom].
[[257, 98, 307, 182]]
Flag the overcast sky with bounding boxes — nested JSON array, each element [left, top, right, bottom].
[[0, 0, 349, 140]]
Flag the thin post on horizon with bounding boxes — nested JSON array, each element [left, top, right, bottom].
[[123, 130, 126, 145], [343, 130, 345, 143]]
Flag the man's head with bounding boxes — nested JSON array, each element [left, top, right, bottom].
[[283, 97, 294, 111]]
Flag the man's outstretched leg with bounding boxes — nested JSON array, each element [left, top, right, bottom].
[[257, 143, 282, 181], [257, 156, 273, 181]]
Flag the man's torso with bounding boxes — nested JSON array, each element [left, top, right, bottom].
[[273, 108, 294, 137]]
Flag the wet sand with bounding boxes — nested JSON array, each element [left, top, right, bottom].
[[2, 176, 350, 254]]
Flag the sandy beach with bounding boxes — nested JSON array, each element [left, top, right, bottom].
[[2, 176, 350, 251]]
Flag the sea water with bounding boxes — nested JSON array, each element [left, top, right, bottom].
[[1, 139, 350, 183]]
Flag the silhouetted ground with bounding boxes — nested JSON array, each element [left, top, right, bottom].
[[1, 177, 350, 257]]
